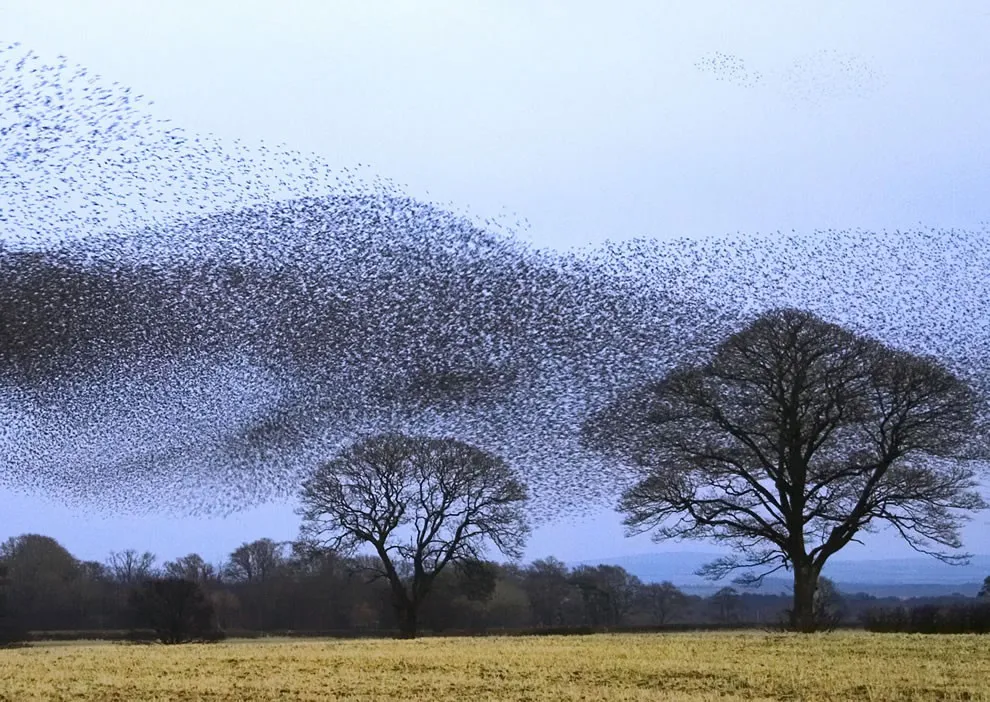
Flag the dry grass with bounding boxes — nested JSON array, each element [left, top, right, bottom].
[[1, 632, 988, 701]]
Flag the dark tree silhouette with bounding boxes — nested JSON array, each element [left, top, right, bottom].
[[0, 563, 26, 645], [223, 539, 287, 583], [106, 549, 157, 584], [709, 586, 741, 625], [161, 554, 219, 584], [569, 565, 641, 627], [522, 557, 579, 627], [808, 576, 845, 631], [418, 559, 500, 632], [979, 576, 990, 598], [453, 559, 500, 602], [298, 433, 529, 638], [0, 534, 82, 630], [130, 577, 223, 644], [585, 308, 986, 632], [638, 581, 689, 625]]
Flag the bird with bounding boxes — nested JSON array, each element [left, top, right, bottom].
[[0, 44, 986, 526], [695, 48, 886, 108]]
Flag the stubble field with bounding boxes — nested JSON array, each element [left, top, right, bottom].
[[1, 632, 988, 701]]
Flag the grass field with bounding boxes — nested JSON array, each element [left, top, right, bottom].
[[1, 632, 988, 701]]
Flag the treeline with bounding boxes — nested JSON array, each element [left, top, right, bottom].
[[2, 533, 988, 642], [862, 602, 990, 634]]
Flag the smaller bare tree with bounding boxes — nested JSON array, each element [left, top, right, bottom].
[[130, 578, 224, 644], [709, 586, 741, 625], [223, 539, 287, 583], [639, 581, 689, 626], [162, 554, 220, 585], [106, 549, 157, 584], [298, 433, 530, 638]]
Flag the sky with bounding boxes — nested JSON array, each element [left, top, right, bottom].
[[2, 1, 989, 567]]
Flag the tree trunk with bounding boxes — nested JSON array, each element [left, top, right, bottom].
[[791, 563, 819, 633], [380, 555, 417, 639], [396, 603, 418, 639]]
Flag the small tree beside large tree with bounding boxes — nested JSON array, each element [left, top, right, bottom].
[[129, 577, 223, 644], [297, 433, 530, 638], [585, 308, 987, 632]]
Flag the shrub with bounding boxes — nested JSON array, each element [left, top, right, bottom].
[[129, 577, 226, 644]]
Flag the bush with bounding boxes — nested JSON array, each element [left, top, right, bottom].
[[130, 578, 226, 644]]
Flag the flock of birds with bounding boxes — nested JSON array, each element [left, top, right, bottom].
[[696, 48, 886, 106], [1, 44, 986, 521]]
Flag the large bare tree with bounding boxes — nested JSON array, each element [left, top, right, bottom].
[[297, 433, 529, 637], [584, 308, 986, 631]]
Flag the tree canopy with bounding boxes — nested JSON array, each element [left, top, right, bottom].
[[585, 308, 987, 631], [297, 433, 529, 637]]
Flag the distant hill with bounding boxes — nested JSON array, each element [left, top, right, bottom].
[[573, 552, 990, 599]]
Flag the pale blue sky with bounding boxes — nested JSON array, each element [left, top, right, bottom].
[[2, 1, 988, 566]]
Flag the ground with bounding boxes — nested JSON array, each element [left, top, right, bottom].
[[1, 632, 987, 701]]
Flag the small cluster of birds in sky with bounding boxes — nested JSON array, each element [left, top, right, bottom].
[[0, 43, 986, 522], [694, 51, 764, 89], [695, 49, 886, 106]]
